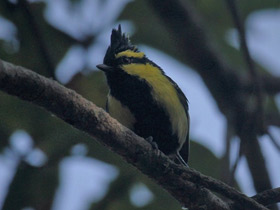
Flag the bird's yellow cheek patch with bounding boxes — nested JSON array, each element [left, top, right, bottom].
[[116, 50, 144, 59], [107, 94, 136, 130], [122, 63, 188, 148]]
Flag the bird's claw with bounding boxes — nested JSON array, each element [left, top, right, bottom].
[[146, 136, 161, 156]]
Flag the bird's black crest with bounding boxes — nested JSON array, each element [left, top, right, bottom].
[[104, 25, 137, 66]]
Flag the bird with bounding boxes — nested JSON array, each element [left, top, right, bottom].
[[97, 25, 190, 166]]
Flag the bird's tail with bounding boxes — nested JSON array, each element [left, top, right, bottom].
[[176, 152, 189, 168]]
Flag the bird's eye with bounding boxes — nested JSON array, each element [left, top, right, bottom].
[[122, 57, 131, 64]]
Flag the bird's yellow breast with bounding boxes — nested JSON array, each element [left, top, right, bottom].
[[121, 63, 188, 148], [107, 94, 136, 130]]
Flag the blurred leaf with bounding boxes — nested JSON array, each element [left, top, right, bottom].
[[3, 162, 58, 210], [189, 140, 222, 178], [0, 1, 77, 77], [67, 71, 109, 109]]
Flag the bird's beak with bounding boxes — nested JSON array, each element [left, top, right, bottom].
[[96, 64, 113, 73]]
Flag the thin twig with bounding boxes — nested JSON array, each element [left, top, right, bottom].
[[221, 122, 234, 184], [225, 0, 265, 134], [243, 75, 280, 95], [252, 187, 280, 207], [230, 143, 242, 186], [267, 132, 280, 152]]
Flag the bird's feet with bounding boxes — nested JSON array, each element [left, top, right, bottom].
[[145, 136, 161, 156], [146, 136, 158, 149]]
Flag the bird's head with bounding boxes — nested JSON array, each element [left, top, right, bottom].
[[97, 25, 146, 74]]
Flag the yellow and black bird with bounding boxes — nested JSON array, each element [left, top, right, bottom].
[[97, 25, 190, 166]]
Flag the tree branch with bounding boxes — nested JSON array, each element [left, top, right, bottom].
[[0, 59, 227, 209], [225, 0, 265, 134], [243, 75, 280, 96], [0, 59, 274, 209], [261, 75, 280, 95], [252, 188, 280, 207], [267, 132, 280, 153]]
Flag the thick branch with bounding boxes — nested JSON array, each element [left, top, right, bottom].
[[0, 60, 226, 209], [0, 60, 272, 210]]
